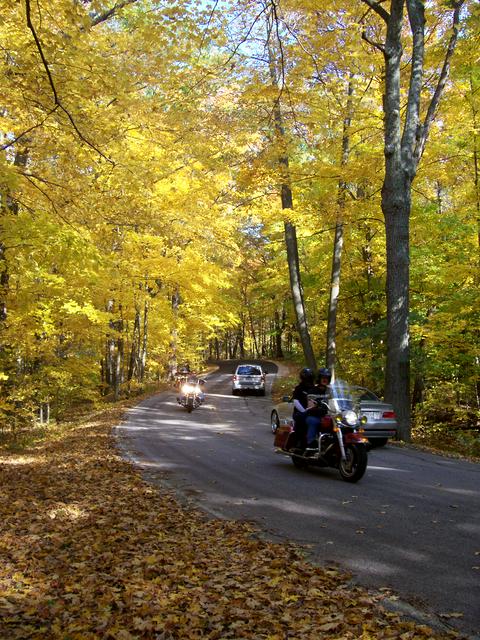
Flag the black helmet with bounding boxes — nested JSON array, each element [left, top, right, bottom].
[[317, 367, 332, 383], [299, 367, 314, 383]]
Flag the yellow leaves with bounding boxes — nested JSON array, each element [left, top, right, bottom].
[[47, 504, 87, 521], [283, 593, 301, 603]]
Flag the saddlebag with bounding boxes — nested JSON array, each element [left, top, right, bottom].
[[274, 424, 295, 449]]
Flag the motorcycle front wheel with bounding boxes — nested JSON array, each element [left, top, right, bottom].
[[187, 397, 194, 413], [339, 444, 367, 482]]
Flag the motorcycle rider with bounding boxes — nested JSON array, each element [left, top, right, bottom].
[[305, 367, 332, 448], [192, 375, 206, 403], [177, 372, 206, 404], [292, 368, 323, 449]]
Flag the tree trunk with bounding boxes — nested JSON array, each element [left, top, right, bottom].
[[1, 148, 28, 322], [239, 313, 246, 358], [274, 309, 285, 358], [326, 78, 353, 378], [360, 0, 464, 440], [470, 72, 480, 254], [326, 221, 343, 376], [140, 299, 148, 381], [113, 337, 123, 401], [283, 220, 316, 369], [167, 287, 180, 379], [383, 171, 412, 440], [128, 308, 141, 381], [267, 37, 316, 371], [380, 0, 412, 440]]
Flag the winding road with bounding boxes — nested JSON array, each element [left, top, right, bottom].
[[116, 360, 480, 639]]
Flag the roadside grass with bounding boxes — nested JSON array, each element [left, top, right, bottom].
[[0, 395, 462, 639]]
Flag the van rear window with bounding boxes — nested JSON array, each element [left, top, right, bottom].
[[237, 366, 261, 375]]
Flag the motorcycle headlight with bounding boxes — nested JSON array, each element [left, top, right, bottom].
[[181, 384, 194, 393], [343, 410, 358, 426]]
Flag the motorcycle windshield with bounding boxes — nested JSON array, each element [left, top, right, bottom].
[[325, 380, 357, 413]]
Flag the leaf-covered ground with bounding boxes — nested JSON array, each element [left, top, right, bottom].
[[0, 406, 462, 640]]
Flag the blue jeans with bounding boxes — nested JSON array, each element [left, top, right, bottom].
[[306, 415, 322, 444]]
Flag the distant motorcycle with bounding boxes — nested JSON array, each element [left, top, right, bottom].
[[274, 380, 369, 482], [176, 375, 204, 413]]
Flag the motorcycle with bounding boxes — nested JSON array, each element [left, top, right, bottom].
[[176, 375, 204, 413], [274, 379, 369, 482]]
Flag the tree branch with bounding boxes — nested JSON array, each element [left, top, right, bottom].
[[361, 30, 386, 53], [415, 1, 465, 164], [0, 106, 59, 151], [90, 1, 139, 27], [401, 0, 425, 168], [361, 0, 390, 22], [24, 0, 115, 165], [22, 175, 82, 232]]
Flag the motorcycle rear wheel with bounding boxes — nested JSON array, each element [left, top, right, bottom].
[[339, 444, 367, 482], [270, 411, 280, 434]]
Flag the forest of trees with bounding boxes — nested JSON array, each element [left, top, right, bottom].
[[0, 0, 478, 441]]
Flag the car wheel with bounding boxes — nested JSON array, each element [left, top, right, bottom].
[[259, 389, 266, 396], [232, 389, 237, 396], [368, 438, 388, 448], [271, 411, 280, 434]]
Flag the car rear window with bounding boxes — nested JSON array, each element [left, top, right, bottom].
[[237, 366, 262, 375], [357, 388, 380, 401]]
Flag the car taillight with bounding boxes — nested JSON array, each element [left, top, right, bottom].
[[233, 375, 237, 381], [383, 411, 396, 418]]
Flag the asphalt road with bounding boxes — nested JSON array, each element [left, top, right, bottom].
[[116, 360, 480, 638]]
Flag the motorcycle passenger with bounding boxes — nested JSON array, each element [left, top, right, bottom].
[[292, 368, 322, 449], [305, 367, 332, 448], [178, 363, 191, 375], [194, 376, 206, 403]]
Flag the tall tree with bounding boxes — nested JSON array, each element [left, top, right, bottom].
[[360, 0, 466, 440]]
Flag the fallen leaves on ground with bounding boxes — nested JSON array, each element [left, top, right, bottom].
[[0, 407, 462, 639]]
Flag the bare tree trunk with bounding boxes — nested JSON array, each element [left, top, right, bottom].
[[1, 148, 28, 323], [326, 222, 343, 376], [128, 308, 141, 381], [239, 313, 246, 358], [168, 287, 180, 379], [467, 73, 480, 405], [283, 220, 316, 370], [274, 308, 285, 358], [113, 336, 123, 401], [248, 307, 260, 358], [326, 79, 353, 377], [140, 299, 148, 381], [469, 72, 480, 255], [267, 36, 316, 371]]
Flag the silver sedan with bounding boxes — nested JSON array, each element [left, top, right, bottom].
[[270, 385, 397, 447]]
